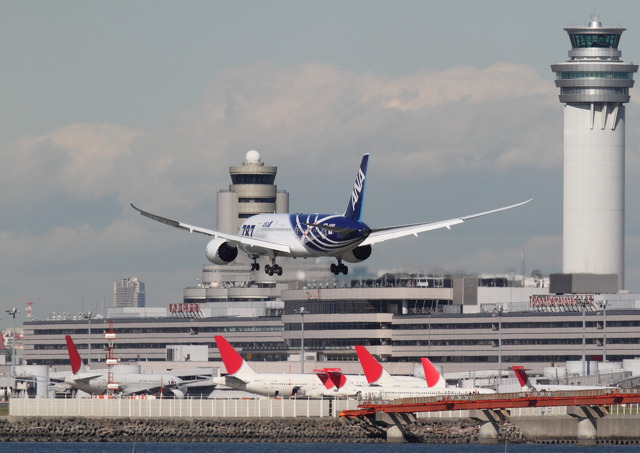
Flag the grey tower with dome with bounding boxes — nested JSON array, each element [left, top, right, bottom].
[[216, 151, 289, 234]]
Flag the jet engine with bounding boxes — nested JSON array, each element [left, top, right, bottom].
[[341, 245, 372, 263], [205, 238, 238, 265]]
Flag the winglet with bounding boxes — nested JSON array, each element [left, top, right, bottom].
[[355, 345, 385, 385], [65, 335, 85, 375], [214, 335, 255, 377], [421, 358, 445, 388], [344, 154, 369, 221]]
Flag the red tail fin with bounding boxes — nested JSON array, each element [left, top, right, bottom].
[[65, 335, 83, 374], [421, 358, 442, 387], [214, 335, 245, 375], [314, 368, 347, 389], [314, 369, 333, 389], [355, 345, 383, 384], [512, 366, 529, 387], [325, 368, 347, 389]]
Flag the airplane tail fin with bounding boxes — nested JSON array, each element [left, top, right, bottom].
[[421, 358, 446, 388], [512, 365, 535, 390], [355, 345, 396, 386], [65, 335, 87, 375], [314, 369, 333, 389], [344, 154, 369, 221], [314, 368, 348, 389], [214, 335, 257, 378], [325, 368, 347, 389]]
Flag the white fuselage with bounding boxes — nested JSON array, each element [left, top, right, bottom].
[[66, 371, 182, 395], [217, 373, 335, 398], [354, 385, 495, 400], [237, 213, 366, 258]]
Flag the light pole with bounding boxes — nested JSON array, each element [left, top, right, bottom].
[[580, 298, 587, 377], [295, 307, 306, 373], [598, 300, 608, 362], [83, 311, 93, 367], [6, 307, 19, 380], [493, 306, 503, 393], [427, 310, 432, 357]]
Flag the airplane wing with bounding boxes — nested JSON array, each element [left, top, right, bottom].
[[361, 199, 532, 246], [222, 375, 249, 389], [130, 203, 290, 253], [121, 383, 165, 395], [69, 372, 104, 383]]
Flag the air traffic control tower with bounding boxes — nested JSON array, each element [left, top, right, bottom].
[[551, 16, 637, 294], [216, 150, 289, 233]]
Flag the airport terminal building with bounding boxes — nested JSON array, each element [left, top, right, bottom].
[[20, 264, 640, 381]]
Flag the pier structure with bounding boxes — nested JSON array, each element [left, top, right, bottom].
[[340, 389, 640, 443]]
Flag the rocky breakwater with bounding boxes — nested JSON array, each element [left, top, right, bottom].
[[0, 417, 383, 443], [0, 417, 524, 443]]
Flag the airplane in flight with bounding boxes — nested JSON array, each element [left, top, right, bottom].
[[132, 154, 531, 276], [64, 335, 189, 397], [512, 366, 614, 392]]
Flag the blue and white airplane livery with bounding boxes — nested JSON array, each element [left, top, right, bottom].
[[131, 154, 531, 276]]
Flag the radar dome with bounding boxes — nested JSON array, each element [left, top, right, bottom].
[[245, 150, 261, 164]]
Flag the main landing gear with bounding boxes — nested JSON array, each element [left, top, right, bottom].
[[264, 257, 283, 276], [330, 259, 348, 275], [250, 257, 260, 271]]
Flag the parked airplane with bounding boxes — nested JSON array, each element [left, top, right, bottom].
[[355, 346, 494, 396], [213, 335, 343, 397], [64, 335, 188, 397], [317, 367, 496, 400], [512, 366, 614, 391], [355, 345, 434, 387], [132, 154, 531, 276]]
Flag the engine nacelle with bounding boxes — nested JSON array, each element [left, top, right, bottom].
[[205, 238, 238, 265], [341, 245, 372, 263]]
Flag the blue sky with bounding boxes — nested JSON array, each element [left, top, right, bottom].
[[3, 1, 640, 319]]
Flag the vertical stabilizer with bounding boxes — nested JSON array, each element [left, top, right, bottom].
[[65, 335, 87, 375], [355, 345, 397, 386], [313, 369, 334, 389], [214, 335, 257, 378], [344, 154, 369, 221], [421, 358, 446, 388], [325, 368, 347, 389], [512, 366, 535, 390]]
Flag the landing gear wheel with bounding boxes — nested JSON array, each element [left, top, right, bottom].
[[251, 262, 260, 271], [265, 263, 282, 276], [330, 262, 349, 275]]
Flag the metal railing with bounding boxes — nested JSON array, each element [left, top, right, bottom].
[[9, 396, 360, 418]]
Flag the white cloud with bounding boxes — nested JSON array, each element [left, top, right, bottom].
[[3, 123, 143, 205], [0, 62, 585, 314]]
